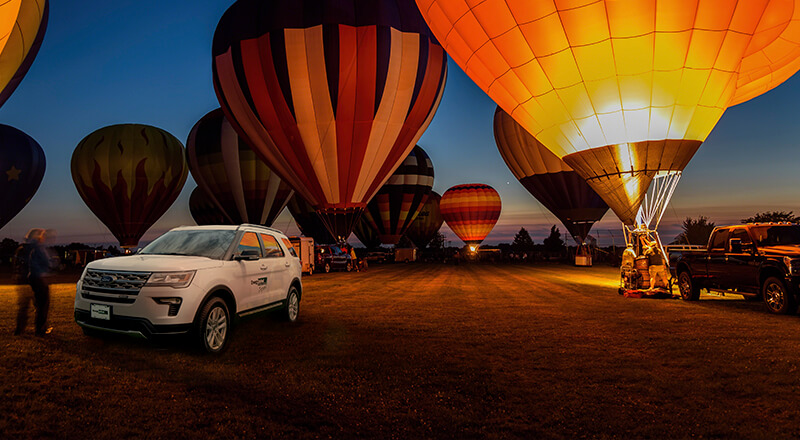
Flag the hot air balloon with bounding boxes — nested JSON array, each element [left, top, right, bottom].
[[494, 107, 608, 243], [71, 124, 188, 248], [213, 0, 448, 239], [286, 194, 336, 245], [186, 109, 294, 227], [0, 124, 45, 230], [189, 186, 230, 226], [0, 0, 48, 108], [353, 216, 382, 250], [440, 184, 501, 248], [361, 145, 434, 245], [416, 0, 800, 224], [404, 191, 443, 249]]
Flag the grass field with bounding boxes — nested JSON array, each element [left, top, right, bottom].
[[2, 263, 800, 438]]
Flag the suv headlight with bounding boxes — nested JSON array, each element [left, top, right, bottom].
[[146, 271, 195, 288]]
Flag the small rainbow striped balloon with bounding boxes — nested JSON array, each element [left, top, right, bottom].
[[440, 184, 501, 247]]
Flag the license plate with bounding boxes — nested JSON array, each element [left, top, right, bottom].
[[90, 303, 111, 320]]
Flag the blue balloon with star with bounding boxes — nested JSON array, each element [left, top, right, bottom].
[[0, 124, 45, 231]]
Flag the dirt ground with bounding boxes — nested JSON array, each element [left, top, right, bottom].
[[2, 263, 800, 439]]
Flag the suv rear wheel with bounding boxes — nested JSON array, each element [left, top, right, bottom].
[[196, 297, 230, 353], [763, 277, 795, 315], [283, 286, 300, 322]]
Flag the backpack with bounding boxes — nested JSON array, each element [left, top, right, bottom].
[[12, 243, 32, 283]]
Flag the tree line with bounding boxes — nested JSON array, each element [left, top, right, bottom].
[[673, 211, 800, 245]]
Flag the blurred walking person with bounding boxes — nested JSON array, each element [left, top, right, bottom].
[[14, 228, 57, 336]]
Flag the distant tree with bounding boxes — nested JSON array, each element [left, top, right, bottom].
[[0, 238, 20, 265], [543, 225, 565, 253], [427, 232, 446, 251], [741, 211, 800, 223], [106, 245, 122, 256], [512, 227, 535, 254], [673, 216, 716, 245]]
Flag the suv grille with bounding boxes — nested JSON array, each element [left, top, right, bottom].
[[81, 270, 151, 303]]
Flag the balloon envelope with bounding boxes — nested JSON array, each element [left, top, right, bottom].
[[0, 0, 48, 108], [353, 215, 382, 250], [71, 124, 188, 248], [494, 107, 608, 243], [213, 0, 447, 239], [189, 186, 230, 226], [286, 194, 336, 245], [404, 191, 443, 249], [416, 0, 800, 223], [0, 124, 45, 230], [186, 108, 294, 227], [440, 184, 501, 246], [361, 145, 434, 245]]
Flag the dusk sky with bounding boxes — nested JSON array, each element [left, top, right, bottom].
[[2, 0, 800, 247]]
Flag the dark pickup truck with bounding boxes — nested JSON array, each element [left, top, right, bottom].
[[671, 223, 800, 314]]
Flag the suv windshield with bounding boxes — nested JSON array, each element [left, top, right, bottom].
[[749, 225, 800, 247], [140, 230, 235, 260]]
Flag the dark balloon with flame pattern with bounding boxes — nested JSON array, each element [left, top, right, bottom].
[[71, 124, 188, 248]]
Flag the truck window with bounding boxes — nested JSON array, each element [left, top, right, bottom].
[[260, 234, 285, 258], [750, 225, 800, 247], [729, 229, 752, 247], [237, 232, 262, 257], [709, 229, 729, 251]]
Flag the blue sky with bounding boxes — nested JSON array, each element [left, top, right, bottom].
[[2, 0, 800, 247]]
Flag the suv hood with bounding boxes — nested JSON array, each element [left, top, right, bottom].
[[760, 245, 800, 258], [86, 255, 224, 272]]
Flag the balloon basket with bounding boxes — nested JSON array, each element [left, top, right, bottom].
[[618, 224, 675, 298]]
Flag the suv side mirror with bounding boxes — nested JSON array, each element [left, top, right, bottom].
[[729, 238, 742, 253], [235, 249, 261, 261]]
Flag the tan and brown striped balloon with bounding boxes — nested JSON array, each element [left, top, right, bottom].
[[186, 109, 294, 227]]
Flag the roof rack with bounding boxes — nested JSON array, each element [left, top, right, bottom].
[[237, 223, 285, 234]]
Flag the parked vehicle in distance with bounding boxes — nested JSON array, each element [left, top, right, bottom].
[[315, 244, 352, 273], [394, 247, 417, 263], [74, 224, 302, 353], [364, 251, 392, 264], [289, 236, 315, 275], [671, 223, 800, 315]]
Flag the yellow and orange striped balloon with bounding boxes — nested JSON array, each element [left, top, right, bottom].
[[440, 184, 501, 246], [417, 0, 800, 224]]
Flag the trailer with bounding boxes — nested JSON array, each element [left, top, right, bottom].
[[289, 236, 315, 275], [394, 247, 417, 263]]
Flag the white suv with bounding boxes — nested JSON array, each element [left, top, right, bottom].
[[74, 224, 302, 353]]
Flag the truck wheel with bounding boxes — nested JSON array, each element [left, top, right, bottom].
[[324, 262, 331, 273], [283, 286, 300, 322], [762, 277, 795, 315], [196, 297, 230, 353], [678, 271, 700, 301]]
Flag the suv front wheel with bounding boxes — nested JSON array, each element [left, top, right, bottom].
[[763, 277, 795, 315], [196, 297, 230, 353]]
